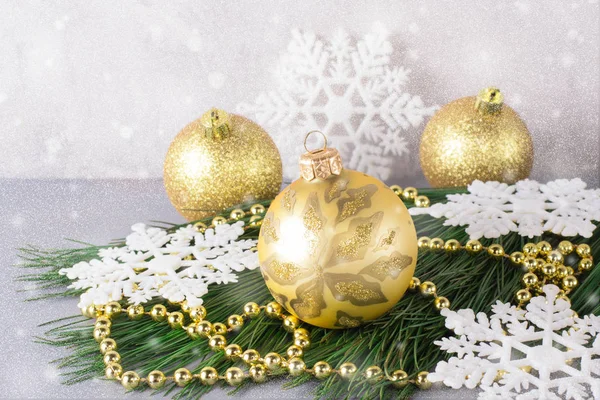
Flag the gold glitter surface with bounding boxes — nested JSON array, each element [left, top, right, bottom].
[[291, 281, 325, 319], [420, 90, 533, 187], [164, 111, 282, 221], [261, 216, 279, 242], [376, 230, 396, 250], [336, 223, 373, 259], [281, 189, 296, 212], [325, 179, 348, 203], [338, 316, 361, 328], [336, 185, 377, 222], [269, 260, 302, 282], [360, 253, 413, 281], [334, 281, 380, 301]]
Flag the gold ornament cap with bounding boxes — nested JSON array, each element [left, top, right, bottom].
[[475, 87, 504, 114], [200, 108, 231, 139], [299, 131, 343, 181]]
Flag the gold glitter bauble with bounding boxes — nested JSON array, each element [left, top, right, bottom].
[[258, 132, 417, 329], [420, 88, 533, 187], [164, 108, 282, 221]]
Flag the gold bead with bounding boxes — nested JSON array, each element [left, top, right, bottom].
[[522, 243, 539, 257], [189, 306, 207, 321], [389, 185, 403, 195], [409, 277, 421, 290], [434, 296, 450, 310], [100, 338, 117, 354], [180, 300, 190, 313], [402, 187, 418, 201], [522, 272, 539, 287], [230, 208, 245, 220], [213, 322, 228, 335], [566, 266, 575, 276], [286, 345, 303, 359], [487, 244, 504, 257], [516, 289, 532, 303], [212, 216, 227, 226], [168, 312, 184, 329], [416, 371, 432, 389], [249, 215, 263, 227], [576, 244, 591, 258], [294, 335, 311, 349], [196, 321, 213, 337], [104, 302, 122, 318], [313, 361, 332, 379], [338, 362, 357, 380], [578, 257, 593, 271], [199, 367, 219, 385], [224, 344, 242, 360], [225, 367, 245, 386], [558, 240, 574, 255], [95, 316, 112, 328], [243, 302, 261, 318], [556, 265, 569, 278], [429, 238, 444, 251], [294, 328, 310, 339], [81, 304, 95, 318], [541, 263, 557, 277], [390, 370, 409, 388], [121, 371, 140, 390], [193, 222, 207, 233], [150, 304, 167, 322], [547, 250, 564, 265], [465, 239, 483, 253], [287, 358, 306, 376], [562, 275, 578, 290], [283, 315, 300, 332], [510, 251, 525, 264], [444, 239, 461, 252], [242, 349, 261, 364], [419, 281, 437, 297], [103, 350, 121, 365], [417, 236, 431, 249], [227, 314, 244, 330], [523, 256, 537, 271], [126, 305, 144, 320], [105, 362, 123, 380], [264, 352, 282, 370], [174, 368, 193, 387], [147, 370, 166, 389], [556, 294, 571, 304], [414, 195, 430, 208], [265, 302, 283, 319], [209, 334, 227, 350], [93, 326, 110, 342], [537, 241, 552, 256], [249, 364, 268, 383], [250, 204, 266, 215], [364, 365, 383, 382]]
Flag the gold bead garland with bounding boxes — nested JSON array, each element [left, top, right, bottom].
[[81, 192, 596, 393]]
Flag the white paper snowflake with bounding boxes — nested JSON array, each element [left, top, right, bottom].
[[409, 178, 600, 240], [237, 26, 437, 181], [59, 221, 258, 308], [429, 285, 600, 400]]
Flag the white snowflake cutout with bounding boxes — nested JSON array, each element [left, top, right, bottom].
[[237, 26, 437, 182], [59, 221, 258, 308], [410, 178, 600, 239], [430, 284, 600, 400]]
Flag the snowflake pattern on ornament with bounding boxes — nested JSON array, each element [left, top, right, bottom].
[[430, 285, 600, 400], [409, 179, 600, 239], [59, 221, 258, 308], [237, 26, 437, 181]]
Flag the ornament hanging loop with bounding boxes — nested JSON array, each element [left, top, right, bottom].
[[304, 130, 328, 154]]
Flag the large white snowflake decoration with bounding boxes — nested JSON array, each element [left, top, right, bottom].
[[237, 26, 437, 181], [430, 285, 600, 400], [59, 221, 258, 308], [409, 178, 600, 239]]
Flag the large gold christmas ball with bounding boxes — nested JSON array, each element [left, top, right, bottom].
[[420, 88, 533, 187], [258, 133, 417, 329], [164, 109, 282, 221]]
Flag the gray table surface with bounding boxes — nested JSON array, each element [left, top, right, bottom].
[[1, 179, 476, 399]]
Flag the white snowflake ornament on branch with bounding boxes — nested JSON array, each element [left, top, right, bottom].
[[430, 284, 600, 400], [59, 221, 258, 308], [409, 178, 600, 239], [237, 26, 437, 181]]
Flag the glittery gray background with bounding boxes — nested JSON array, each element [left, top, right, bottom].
[[0, 1, 598, 186], [2, 179, 476, 399]]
